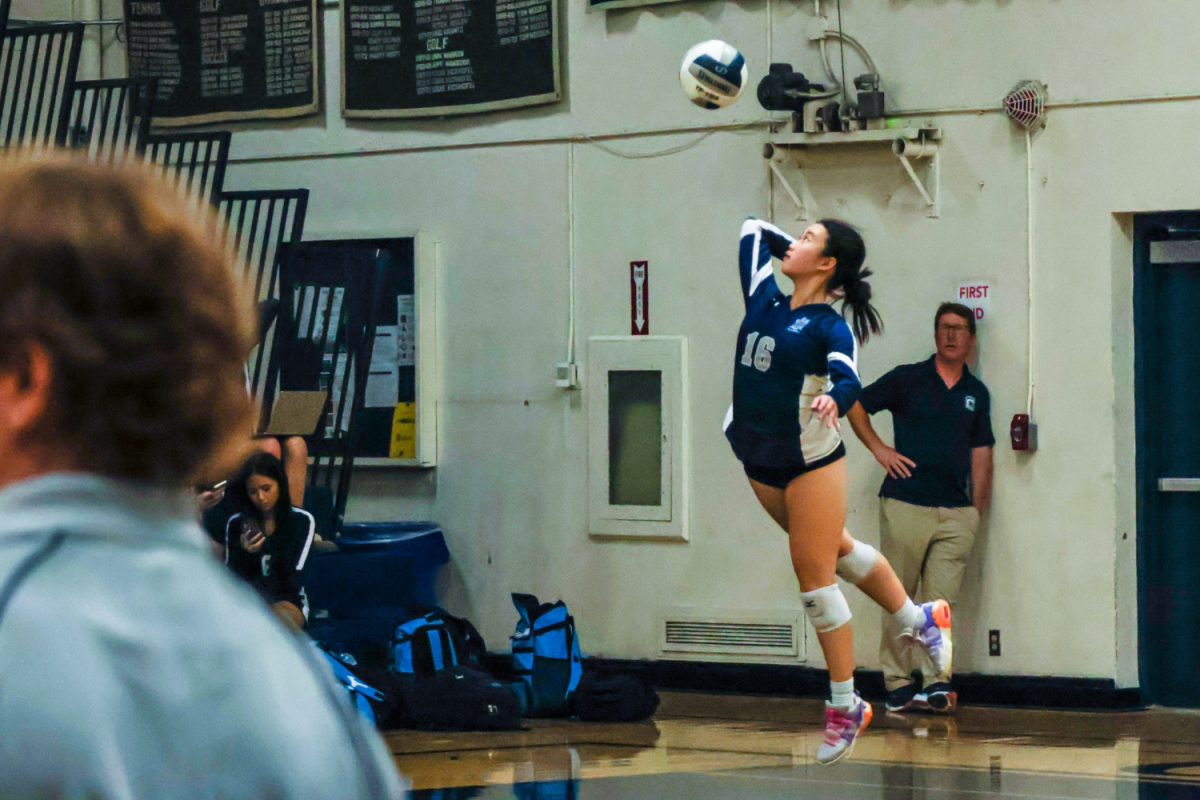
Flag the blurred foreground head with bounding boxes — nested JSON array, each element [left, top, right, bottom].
[[0, 151, 254, 488]]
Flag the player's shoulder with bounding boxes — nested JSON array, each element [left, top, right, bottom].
[[812, 304, 847, 320], [289, 507, 316, 532], [746, 281, 784, 311], [290, 506, 315, 524], [808, 305, 852, 335]]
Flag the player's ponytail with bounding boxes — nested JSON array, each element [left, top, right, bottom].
[[820, 218, 883, 344]]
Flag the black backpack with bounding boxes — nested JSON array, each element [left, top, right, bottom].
[[571, 672, 659, 722], [351, 664, 410, 729], [398, 665, 522, 731]]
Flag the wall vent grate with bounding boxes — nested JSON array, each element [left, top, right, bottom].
[[662, 618, 799, 657]]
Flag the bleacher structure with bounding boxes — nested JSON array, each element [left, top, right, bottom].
[[218, 188, 312, 407], [67, 75, 156, 162], [0, 6, 370, 537]]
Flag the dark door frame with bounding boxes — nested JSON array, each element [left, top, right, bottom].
[[1133, 211, 1200, 706]]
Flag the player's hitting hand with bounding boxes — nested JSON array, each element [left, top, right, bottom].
[[871, 445, 917, 479], [812, 394, 840, 431]]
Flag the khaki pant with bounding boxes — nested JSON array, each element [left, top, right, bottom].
[[879, 497, 979, 690]]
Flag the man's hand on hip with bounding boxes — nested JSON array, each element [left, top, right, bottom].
[[872, 445, 916, 479]]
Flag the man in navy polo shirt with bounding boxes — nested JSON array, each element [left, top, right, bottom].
[[848, 302, 994, 714]]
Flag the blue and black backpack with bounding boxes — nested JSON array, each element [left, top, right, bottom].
[[510, 593, 584, 717], [390, 610, 459, 677], [388, 606, 521, 731]]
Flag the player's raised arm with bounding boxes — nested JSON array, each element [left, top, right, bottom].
[[738, 218, 793, 304]]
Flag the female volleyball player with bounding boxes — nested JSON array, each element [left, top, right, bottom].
[[725, 218, 952, 765], [225, 452, 316, 631]]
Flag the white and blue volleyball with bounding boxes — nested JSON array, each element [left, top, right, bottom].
[[679, 40, 747, 109]]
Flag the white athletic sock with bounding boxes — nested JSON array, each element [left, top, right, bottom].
[[893, 599, 925, 629], [830, 677, 856, 708]]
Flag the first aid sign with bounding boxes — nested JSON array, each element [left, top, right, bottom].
[[956, 281, 991, 322]]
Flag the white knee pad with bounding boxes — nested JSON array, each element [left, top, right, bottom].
[[801, 584, 852, 633], [835, 540, 879, 584]]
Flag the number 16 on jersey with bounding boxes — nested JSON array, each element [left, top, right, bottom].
[[741, 331, 774, 372]]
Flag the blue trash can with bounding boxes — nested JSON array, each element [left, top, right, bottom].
[[305, 522, 449, 656]]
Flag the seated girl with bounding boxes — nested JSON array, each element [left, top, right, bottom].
[[224, 453, 316, 631]]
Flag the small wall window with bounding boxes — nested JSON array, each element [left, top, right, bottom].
[[608, 370, 663, 506], [588, 337, 688, 541]]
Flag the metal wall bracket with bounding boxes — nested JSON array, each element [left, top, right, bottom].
[[764, 127, 943, 220], [766, 154, 809, 220]]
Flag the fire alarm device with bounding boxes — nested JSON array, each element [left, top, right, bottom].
[[1010, 413, 1038, 452]]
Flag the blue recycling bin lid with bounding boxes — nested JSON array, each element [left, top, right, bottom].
[[337, 522, 449, 563]]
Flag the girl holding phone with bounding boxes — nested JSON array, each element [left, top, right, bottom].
[[225, 453, 316, 630]]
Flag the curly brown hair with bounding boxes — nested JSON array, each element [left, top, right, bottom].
[[0, 152, 255, 485]]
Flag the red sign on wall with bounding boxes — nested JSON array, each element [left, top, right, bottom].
[[630, 260, 649, 335]]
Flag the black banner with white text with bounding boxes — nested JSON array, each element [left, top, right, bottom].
[[124, 0, 319, 126], [342, 0, 559, 118]]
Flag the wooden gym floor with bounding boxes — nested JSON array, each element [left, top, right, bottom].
[[387, 691, 1200, 798]]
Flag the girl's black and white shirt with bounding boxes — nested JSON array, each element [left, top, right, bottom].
[[225, 506, 315, 612], [724, 218, 863, 468]]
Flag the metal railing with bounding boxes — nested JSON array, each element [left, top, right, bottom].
[[144, 129, 231, 207], [0, 21, 82, 149], [217, 188, 311, 413], [67, 76, 156, 162]]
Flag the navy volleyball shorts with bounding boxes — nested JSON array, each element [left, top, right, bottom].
[[742, 443, 846, 489]]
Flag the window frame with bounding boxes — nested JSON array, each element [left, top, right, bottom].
[[587, 336, 689, 541]]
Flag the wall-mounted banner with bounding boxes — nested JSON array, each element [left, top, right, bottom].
[[630, 260, 649, 335], [123, 0, 320, 127], [588, 0, 687, 11], [956, 280, 992, 323], [342, 0, 560, 118]]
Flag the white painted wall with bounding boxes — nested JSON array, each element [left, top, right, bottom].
[[9, 1, 107, 80], [93, 0, 1200, 684], [10, 1, 73, 20]]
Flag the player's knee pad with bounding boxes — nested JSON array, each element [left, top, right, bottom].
[[835, 540, 879, 584], [801, 584, 852, 633]]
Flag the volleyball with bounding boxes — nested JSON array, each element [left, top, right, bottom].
[[679, 40, 748, 109]]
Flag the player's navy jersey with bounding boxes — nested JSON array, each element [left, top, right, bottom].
[[724, 218, 862, 468], [226, 507, 315, 611]]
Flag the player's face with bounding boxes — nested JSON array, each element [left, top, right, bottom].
[[781, 224, 833, 279], [935, 313, 974, 364], [247, 474, 280, 514]]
